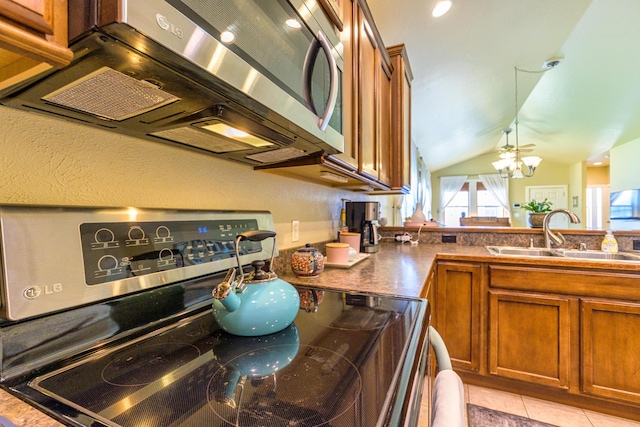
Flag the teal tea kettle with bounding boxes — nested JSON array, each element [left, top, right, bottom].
[[212, 230, 300, 336]]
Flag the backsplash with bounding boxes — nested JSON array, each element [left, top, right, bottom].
[[377, 228, 638, 252]]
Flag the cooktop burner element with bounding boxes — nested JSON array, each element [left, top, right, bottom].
[[207, 344, 361, 426], [102, 342, 201, 387]]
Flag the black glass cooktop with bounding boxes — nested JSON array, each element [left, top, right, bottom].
[[24, 288, 426, 427]]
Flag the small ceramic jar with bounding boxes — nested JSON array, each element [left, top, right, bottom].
[[291, 244, 324, 277], [326, 242, 350, 264]]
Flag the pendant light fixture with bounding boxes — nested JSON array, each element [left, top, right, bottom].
[[492, 62, 560, 178]]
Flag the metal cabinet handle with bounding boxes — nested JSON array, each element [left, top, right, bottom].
[[302, 31, 339, 131]]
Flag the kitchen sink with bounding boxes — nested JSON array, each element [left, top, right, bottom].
[[485, 246, 560, 257], [553, 249, 640, 261], [486, 246, 640, 262]]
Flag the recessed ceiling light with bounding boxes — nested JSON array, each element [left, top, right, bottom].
[[593, 162, 603, 166], [432, 0, 452, 17]]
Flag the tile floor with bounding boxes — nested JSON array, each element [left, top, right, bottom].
[[418, 381, 640, 427]]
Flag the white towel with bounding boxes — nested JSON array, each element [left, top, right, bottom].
[[431, 369, 465, 427]]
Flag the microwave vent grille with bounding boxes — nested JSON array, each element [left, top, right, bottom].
[[41, 67, 180, 121]]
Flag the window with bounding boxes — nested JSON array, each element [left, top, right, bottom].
[[442, 180, 509, 226]]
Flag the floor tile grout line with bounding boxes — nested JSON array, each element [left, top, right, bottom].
[[582, 408, 596, 427], [520, 394, 531, 419]]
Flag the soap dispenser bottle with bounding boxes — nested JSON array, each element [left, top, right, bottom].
[[601, 230, 618, 253]]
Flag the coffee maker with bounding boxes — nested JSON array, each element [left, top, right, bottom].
[[345, 202, 380, 253]]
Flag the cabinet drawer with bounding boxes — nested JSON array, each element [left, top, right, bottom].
[[489, 265, 640, 300]]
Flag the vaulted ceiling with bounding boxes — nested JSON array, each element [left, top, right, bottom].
[[367, 0, 640, 172]]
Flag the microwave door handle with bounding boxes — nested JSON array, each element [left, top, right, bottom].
[[302, 32, 339, 131]]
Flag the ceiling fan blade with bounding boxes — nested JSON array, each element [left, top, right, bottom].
[[498, 144, 515, 152], [518, 143, 536, 148]]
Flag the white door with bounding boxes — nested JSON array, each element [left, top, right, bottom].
[[526, 185, 569, 228]]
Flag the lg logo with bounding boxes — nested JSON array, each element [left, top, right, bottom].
[[23, 283, 62, 299], [156, 13, 184, 39]]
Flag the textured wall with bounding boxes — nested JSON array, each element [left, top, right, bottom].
[[0, 106, 369, 249]]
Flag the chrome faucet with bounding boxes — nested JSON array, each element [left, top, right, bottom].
[[543, 209, 581, 248]]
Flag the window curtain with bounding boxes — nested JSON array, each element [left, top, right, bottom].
[[479, 173, 511, 214], [438, 175, 468, 220], [422, 166, 432, 219], [392, 194, 405, 226]]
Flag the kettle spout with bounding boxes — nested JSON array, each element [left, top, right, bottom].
[[212, 268, 241, 312]]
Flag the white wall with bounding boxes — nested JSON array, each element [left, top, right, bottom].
[[610, 137, 640, 192], [0, 106, 370, 249]]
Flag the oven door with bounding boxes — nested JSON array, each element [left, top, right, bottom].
[[125, 0, 343, 151]]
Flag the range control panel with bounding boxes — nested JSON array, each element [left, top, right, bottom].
[[80, 220, 260, 285], [0, 207, 276, 320]]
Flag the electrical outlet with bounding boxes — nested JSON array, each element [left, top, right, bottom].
[[442, 235, 457, 243], [634, 240, 640, 251], [291, 220, 300, 242]]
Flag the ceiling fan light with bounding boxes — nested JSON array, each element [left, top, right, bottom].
[[499, 151, 516, 160], [512, 167, 524, 179], [432, 0, 452, 17], [492, 160, 505, 171], [522, 156, 542, 167]]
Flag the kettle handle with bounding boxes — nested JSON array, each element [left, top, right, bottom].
[[234, 230, 278, 285], [237, 230, 276, 242]]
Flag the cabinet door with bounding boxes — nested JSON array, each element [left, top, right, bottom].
[[436, 262, 482, 372], [0, 0, 53, 35], [388, 44, 412, 192], [489, 291, 571, 388], [357, 10, 378, 180], [377, 56, 391, 186], [334, 0, 358, 168], [581, 299, 640, 404], [0, 0, 72, 89]]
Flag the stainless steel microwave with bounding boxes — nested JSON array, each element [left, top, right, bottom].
[[0, 0, 344, 166]]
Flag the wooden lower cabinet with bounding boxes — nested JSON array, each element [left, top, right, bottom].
[[581, 299, 640, 404], [488, 290, 571, 388], [434, 259, 640, 421], [435, 261, 483, 373]]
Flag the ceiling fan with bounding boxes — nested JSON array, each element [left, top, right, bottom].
[[492, 128, 542, 178], [497, 128, 534, 157]]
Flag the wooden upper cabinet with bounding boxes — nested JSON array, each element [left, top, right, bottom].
[[334, 0, 358, 169], [388, 44, 413, 192], [377, 51, 392, 186], [355, 3, 392, 187], [0, 0, 73, 90], [357, 9, 377, 180], [333, 0, 393, 189]]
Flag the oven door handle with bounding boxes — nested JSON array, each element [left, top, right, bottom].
[[302, 31, 339, 132]]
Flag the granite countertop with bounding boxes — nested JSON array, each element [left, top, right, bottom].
[[2, 242, 639, 425], [280, 242, 489, 298]]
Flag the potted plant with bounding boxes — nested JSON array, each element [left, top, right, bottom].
[[523, 198, 553, 228]]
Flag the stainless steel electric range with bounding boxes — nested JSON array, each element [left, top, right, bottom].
[[0, 206, 428, 427]]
